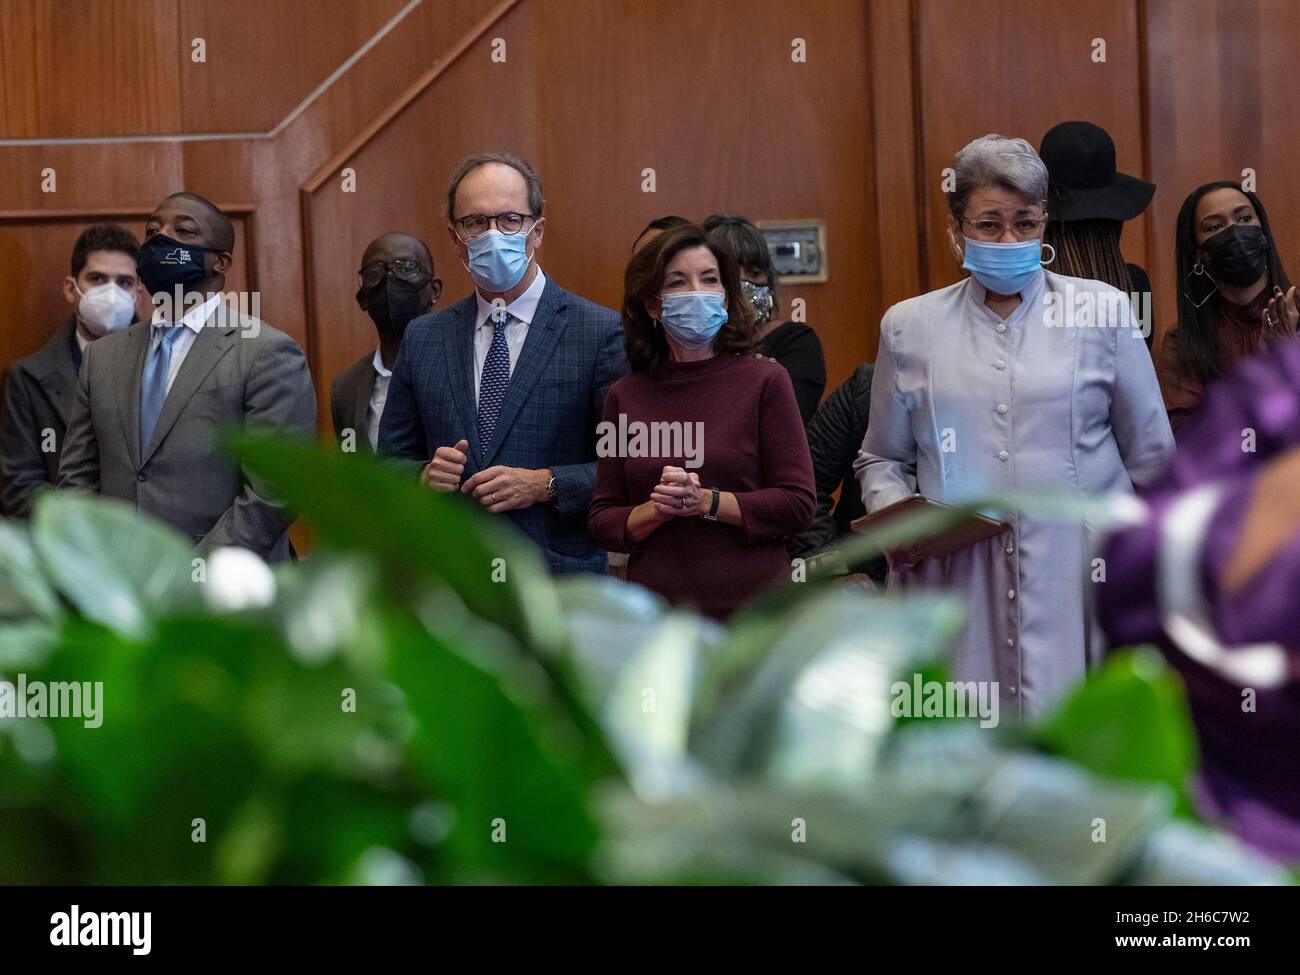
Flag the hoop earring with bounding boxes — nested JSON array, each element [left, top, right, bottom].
[[1039, 243, 1056, 267], [1183, 263, 1218, 309]]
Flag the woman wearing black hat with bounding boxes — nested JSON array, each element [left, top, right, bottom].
[[1158, 181, 1299, 436], [1039, 121, 1156, 347]]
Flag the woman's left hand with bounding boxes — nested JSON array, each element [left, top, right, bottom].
[[650, 466, 702, 517], [1264, 285, 1299, 335]]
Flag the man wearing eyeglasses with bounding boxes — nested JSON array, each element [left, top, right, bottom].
[[378, 152, 626, 575], [332, 232, 441, 451]]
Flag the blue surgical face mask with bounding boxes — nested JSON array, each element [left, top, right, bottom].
[[465, 228, 533, 292], [960, 237, 1045, 295], [658, 290, 728, 350]]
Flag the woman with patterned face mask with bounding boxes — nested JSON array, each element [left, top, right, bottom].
[[588, 222, 815, 620], [855, 133, 1175, 717], [704, 213, 826, 424], [1158, 182, 1298, 436]]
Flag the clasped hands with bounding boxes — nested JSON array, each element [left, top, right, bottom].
[[420, 438, 550, 513], [649, 466, 706, 519]]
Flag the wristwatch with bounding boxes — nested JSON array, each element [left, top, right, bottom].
[[703, 487, 720, 521], [546, 473, 558, 504]]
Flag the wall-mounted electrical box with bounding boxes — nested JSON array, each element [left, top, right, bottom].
[[757, 220, 827, 284]]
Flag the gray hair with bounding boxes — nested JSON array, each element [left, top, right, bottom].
[[946, 134, 1048, 217], [446, 152, 545, 221]]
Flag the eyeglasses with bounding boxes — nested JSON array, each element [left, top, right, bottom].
[[960, 213, 1049, 241], [453, 212, 537, 241], [358, 259, 430, 290]]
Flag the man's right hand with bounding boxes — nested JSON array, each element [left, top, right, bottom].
[[421, 438, 469, 492]]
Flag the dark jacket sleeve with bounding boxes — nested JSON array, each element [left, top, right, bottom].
[[551, 315, 626, 517], [376, 330, 429, 477], [329, 371, 348, 445], [788, 364, 872, 559], [586, 383, 632, 552], [767, 323, 827, 424], [1127, 263, 1154, 349], [55, 349, 101, 494], [0, 366, 48, 518]]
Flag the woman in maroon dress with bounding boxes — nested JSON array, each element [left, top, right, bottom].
[[588, 223, 815, 619]]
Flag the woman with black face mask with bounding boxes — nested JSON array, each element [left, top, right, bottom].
[[1160, 181, 1299, 435]]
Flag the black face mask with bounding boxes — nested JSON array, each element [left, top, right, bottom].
[[1202, 224, 1270, 287], [137, 233, 223, 296], [358, 278, 431, 340]]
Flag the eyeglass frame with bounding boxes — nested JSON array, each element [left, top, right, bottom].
[[957, 208, 1050, 241], [356, 259, 433, 289], [452, 211, 541, 242]]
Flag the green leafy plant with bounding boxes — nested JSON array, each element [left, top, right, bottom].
[[0, 437, 1287, 885]]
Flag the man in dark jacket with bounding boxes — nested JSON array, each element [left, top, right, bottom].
[[331, 232, 440, 452], [1, 224, 141, 517], [788, 363, 884, 580]]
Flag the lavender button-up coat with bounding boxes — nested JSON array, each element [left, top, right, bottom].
[[856, 270, 1173, 716]]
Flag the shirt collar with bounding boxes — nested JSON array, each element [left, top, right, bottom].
[[151, 292, 224, 333], [474, 267, 547, 329], [964, 268, 1047, 323], [372, 346, 392, 379]]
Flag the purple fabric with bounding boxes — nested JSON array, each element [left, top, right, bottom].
[[1097, 335, 1300, 860]]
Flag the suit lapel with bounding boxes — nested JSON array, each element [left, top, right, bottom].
[[445, 298, 482, 466], [481, 281, 567, 468], [352, 358, 377, 448], [44, 372, 72, 427], [140, 308, 236, 465], [115, 321, 153, 470], [34, 322, 80, 428]]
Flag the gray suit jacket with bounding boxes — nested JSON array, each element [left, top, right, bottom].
[[1, 318, 81, 518], [57, 305, 317, 562], [329, 352, 376, 450]]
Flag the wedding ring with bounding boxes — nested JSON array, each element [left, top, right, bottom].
[[492, 492, 498, 503]]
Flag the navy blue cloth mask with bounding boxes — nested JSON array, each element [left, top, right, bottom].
[[138, 233, 222, 297]]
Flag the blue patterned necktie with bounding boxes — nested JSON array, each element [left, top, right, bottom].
[[477, 312, 512, 448], [140, 324, 185, 449]]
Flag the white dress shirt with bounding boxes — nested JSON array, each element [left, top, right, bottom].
[[366, 347, 392, 452], [472, 268, 546, 406], [148, 292, 223, 394]]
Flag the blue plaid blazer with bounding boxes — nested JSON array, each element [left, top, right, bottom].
[[378, 277, 626, 574]]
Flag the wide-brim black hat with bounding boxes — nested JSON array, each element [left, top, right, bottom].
[[1039, 121, 1155, 223]]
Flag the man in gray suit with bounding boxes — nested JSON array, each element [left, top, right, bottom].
[[58, 193, 316, 563], [1, 224, 142, 517]]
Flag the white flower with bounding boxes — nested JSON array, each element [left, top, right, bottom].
[[202, 546, 276, 611]]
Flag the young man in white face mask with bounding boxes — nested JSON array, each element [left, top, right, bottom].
[[0, 224, 142, 517]]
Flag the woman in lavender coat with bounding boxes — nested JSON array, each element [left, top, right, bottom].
[[855, 134, 1174, 716]]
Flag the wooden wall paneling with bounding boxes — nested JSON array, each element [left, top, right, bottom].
[[300, 0, 526, 429], [175, 0, 412, 134], [914, 0, 1149, 298], [534, 0, 879, 392], [1143, 0, 1300, 351], [302, 0, 879, 409], [0, 0, 182, 139], [868, 0, 924, 327]]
